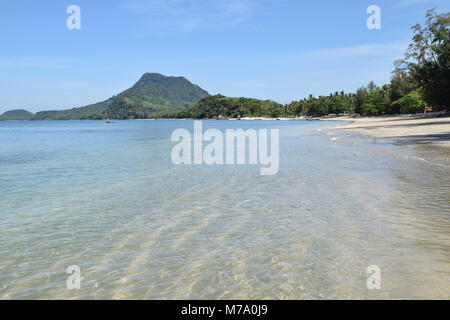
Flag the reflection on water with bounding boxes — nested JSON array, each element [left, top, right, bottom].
[[0, 120, 449, 299]]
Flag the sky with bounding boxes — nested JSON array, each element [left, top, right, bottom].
[[0, 0, 449, 113]]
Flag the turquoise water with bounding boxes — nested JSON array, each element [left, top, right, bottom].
[[0, 120, 449, 299]]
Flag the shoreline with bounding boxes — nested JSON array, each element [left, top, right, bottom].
[[324, 112, 450, 147], [323, 112, 450, 165]]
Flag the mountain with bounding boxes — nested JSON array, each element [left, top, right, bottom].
[[121, 73, 210, 108], [0, 109, 34, 120], [34, 73, 210, 120]]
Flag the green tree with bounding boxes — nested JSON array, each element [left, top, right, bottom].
[[389, 70, 417, 103], [362, 88, 389, 116], [396, 9, 450, 111], [353, 87, 368, 115], [391, 90, 427, 114]]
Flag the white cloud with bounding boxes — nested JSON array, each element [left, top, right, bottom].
[[293, 42, 409, 62], [256, 42, 412, 100], [397, 0, 439, 7], [119, 0, 254, 35]]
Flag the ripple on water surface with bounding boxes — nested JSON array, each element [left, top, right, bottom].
[[0, 120, 449, 299]]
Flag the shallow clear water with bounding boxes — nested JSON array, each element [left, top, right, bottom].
[[0, 120, 449, 299]]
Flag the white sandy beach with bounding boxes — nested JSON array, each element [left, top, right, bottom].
[[327, 113, 450, 149]]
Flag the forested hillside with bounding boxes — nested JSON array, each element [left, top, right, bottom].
[[34, 73, 209, 120], [0, 109, 34, 120]]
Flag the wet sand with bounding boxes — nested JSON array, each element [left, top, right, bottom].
[[327, 113, 450, 149]]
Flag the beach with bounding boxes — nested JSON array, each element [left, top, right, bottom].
[[326, 113, 450, 148]]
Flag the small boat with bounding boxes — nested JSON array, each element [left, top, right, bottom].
[[106, 119, 115, 123]]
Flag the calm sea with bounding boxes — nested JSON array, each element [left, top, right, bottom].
[[0, 120, 449, 299]]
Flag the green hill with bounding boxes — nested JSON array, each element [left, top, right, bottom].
[[175, 95, 285, 119], [34, 100, 112, 120], [0, 109, 34, 120], [34, 73, 210, 120]]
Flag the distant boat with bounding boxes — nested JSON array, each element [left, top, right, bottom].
[[106, 119, 115, 123]]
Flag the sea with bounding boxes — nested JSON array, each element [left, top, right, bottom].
[[0, 120, 449, 299]]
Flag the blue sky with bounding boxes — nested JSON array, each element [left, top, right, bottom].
[[0, 0, 449, 113]]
